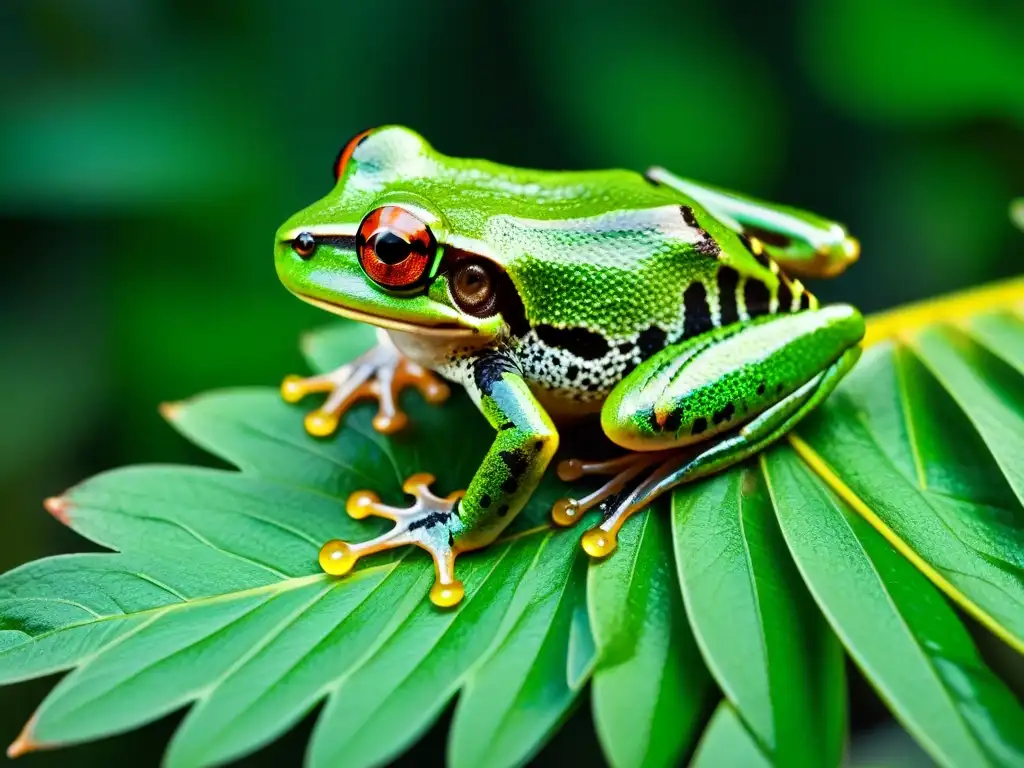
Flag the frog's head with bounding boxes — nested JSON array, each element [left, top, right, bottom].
[[275, 125, 529, 342]]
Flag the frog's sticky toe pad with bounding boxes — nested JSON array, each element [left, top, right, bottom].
[[319, 473, 467, 608], [281, 343, 450, 437], [582, 527, 618, 557]]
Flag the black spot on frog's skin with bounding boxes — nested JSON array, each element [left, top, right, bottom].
[[499, 421, 516, 431], [744, 278, 772, 317], [691, 416, 708, 435], [618, 341, 634, 354], [408, 510, 453, 532], [499, 448, 529, 494], [757, 382, 766, 396], [566, 364, 580, 382], [663, 408, 684, 434], [480, 493, 491, 508], [799, 290, 812, 311], [495, 270, 531, 337], [646, 408, 660, 433], [712, 402, 736, 425], [680, 206, 721, 257], [473, 350, 520, 395], [497, 504, 510, 517], [718, 267, 740, 326], [449, 531, 455, 546], [637, 326, 667, 359], [683, 282, 713, 339], [777, 280, 794, 313], [744, 225, 793, 250], [740, 234, 773, 268], [535, 324, 610, 361], [694, 235, 721, 257]]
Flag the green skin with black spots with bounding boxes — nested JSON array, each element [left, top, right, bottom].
[[275, 125, 864, 559]]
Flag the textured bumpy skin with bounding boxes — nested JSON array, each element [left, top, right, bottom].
[[275, 125, 864, 604], [603, 305, 865, 451]]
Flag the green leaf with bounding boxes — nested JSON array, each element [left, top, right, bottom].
[[765, 445, 1024, 768], [909, 325, 1024, 506], [792, 326, 1024, 650], [588, 508, 713, 768], [690, 703, 773, 768], [672, 466, 846, 767], [3, 278, 1024, 766], [0, 343, 576, 764], [447, 527, 592, 768]]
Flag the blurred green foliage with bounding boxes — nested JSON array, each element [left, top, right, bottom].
[[0, 0, 1021, 764]]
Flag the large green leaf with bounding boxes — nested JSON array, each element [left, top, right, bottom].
[[672, 467, 846, 767], [2, 278, 1024, 766], [588, 508, 713, 768], [447, 525, 591, 768], [764, 446, 1024, 767]]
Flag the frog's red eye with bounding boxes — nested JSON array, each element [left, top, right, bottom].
[[357, 206, 436, 290], [333, 129, 373, 181]]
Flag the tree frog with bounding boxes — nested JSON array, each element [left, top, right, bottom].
[[275, 126, 864, 607]]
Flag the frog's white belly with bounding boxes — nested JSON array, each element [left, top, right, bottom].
[[387, 328, 609, 423]]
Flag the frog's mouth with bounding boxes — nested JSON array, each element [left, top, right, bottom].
[[293, 293, 480, 339]]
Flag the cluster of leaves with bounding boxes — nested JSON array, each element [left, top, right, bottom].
[[1, 279, 1024, 767]]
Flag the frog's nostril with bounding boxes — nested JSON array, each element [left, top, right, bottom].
[[293, 232, 316, 259]]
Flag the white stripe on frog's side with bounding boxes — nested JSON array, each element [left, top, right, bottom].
[[485, 205, 707, 269]]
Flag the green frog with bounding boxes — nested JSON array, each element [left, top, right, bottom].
[[275, 126, 864, 606]]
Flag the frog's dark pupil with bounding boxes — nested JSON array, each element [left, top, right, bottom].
[[374, 231, 412, 264], [294, 232, 316, 258]]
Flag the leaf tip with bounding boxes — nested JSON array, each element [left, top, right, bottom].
[[43, 496, 72, 526], [159, 401, 184, 421], [7, 717, 39, 759]]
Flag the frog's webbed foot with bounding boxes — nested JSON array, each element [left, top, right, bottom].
[[551, 451, 684, 557], [319, 473, 468, 607], [281, 331, 449, 436]]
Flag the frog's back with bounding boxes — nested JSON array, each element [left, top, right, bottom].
[[480, 177, 816, 412]]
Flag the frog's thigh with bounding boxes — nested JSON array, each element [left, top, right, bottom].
[[601, 305, 864, 452]]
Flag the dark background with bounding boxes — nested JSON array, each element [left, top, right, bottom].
[[1, 0, 1022, 764]]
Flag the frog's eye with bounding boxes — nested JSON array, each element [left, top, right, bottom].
[[333, 129, 373, 181], [357, 205, 436, 290], [450, 260, 499, 316]]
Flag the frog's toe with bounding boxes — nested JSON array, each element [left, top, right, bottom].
[[551, 451, 674, 528], [553, 449, 690, 557], [320, 473, 467, 608], [370, 359, 450, 435], [281, 343, 450, 438]]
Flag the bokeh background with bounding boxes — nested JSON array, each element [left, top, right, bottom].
[[1, 0, 1022, 765]]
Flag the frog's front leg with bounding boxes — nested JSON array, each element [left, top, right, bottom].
[[318, 347, 558, 607], [281, 328, 450, 436], [555, 305, 864, 554]]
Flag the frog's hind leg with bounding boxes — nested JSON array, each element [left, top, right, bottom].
[[645, 166, 859, 279], [281, 328, 450, 436], [556, 345, 860, 556], [554, 306, 864, 555]]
